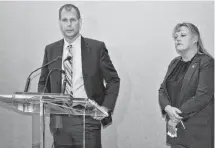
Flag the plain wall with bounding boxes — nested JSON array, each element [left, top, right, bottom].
[[0, 1, 213, 148]]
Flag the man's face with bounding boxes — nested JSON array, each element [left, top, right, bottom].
[[174, 26, 197, 53], [59, 8, 82, 40]]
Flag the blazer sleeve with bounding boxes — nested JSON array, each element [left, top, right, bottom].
[[179, 57, 214, 119], [159, 83, 171, 115], [38, 46, 51, 93], [159, 58, 177, 115], [99, 42, 120, 112]]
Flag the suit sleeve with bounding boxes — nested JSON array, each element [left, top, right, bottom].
[[158, 58, 177, 115], [38, 47, 51, 93], [99, 42, 120, 112], [159, 83, 171, 115], [179, 57, 214, 119]]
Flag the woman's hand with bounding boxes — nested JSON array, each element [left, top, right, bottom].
[[167, 119, 179, 136], [165, 105, 182, 122]]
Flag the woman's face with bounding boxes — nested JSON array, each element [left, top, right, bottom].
[[174, 26, 196, 53]]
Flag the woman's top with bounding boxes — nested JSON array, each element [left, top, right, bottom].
[[166, 55, 196, 106]]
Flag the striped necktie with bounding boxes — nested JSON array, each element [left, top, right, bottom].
[[64, 45, 73, 95]]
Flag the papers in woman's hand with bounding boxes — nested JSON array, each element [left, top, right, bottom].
[[167, 119, 186, 138], [167, 119, 178, 138], [167, 127, 177, 137]]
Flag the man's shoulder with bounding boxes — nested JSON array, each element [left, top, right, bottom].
[[45, 39, 64, 49], [83, 37, 104, 46]]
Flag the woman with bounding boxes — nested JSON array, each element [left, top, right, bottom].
[[159, 22, 214, 148]]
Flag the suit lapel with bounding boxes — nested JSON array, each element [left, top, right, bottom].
[[178, 54, 201, 105], [54, 39, 64, 68], [81, 37, 91, 97], [163, 58, 180, 102], [164, 59, 180, 81], [52, 39, 64, 91]]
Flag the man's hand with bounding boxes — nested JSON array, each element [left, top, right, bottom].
[[165, 105, 182, 122], [93, 106, 109, 121]]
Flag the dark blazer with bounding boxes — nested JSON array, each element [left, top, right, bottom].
[[159, 53, 214, 148], [38, 37, 120, 124]]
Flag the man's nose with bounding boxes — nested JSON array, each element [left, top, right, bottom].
[[67, 21, 72, 27]]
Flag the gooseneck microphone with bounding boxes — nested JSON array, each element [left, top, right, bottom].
[[64, 56, 72, 62], [43, 68, 65, 93], [24, 56, 62, 92]]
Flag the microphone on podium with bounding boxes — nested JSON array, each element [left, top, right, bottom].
[[43, 68, 65, 93], [24, 56, 62, 92]]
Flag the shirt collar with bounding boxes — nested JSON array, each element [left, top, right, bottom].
[[64, 34, 81, 48]]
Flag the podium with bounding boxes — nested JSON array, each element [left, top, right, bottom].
[[0, 92, 108, 148]]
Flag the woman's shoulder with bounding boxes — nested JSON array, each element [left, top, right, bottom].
[[198, 53, 214, 61], [166, 56, 181, 69], [198, 53, 214, 67], [170, 56, 181, 64]]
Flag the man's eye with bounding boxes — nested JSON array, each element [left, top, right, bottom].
[[62, 19, 67, 22], [70, 19, 76, 22]]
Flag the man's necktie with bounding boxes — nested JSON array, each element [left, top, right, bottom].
[[64, 45, 73, 95]]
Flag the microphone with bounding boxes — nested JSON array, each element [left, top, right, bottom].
[[42, 68, 65, 132], [43, 68, 65, 93], [24, 56, 62, 92], [62, 56, 72, 94], [64, 56, 72, 62]]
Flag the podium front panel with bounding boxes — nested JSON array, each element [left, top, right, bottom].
[[0, 92, 108, 148]]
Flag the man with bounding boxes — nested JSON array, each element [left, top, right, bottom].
[[38, 4, 120, 148]]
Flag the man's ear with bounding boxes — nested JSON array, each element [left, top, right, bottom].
[[79, 18, 82, 30]]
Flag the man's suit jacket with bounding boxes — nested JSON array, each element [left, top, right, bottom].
[[38, 37, 120, 125], [159, 53, 214, 148]]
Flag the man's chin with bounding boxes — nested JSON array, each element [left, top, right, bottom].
[[65, 33, 79, 39], [64, 35, 75, 40], [66, 33, 75, 37]]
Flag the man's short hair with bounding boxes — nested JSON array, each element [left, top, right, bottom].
[[59, 4, 81, 19]]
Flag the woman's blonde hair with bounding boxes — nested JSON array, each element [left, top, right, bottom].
[[172, 22, 210, 55]]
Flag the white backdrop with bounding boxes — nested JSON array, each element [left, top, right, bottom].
[[0, 1, 213, 148]]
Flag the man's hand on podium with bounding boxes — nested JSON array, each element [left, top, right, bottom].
[[93, 106, 109, 120]]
